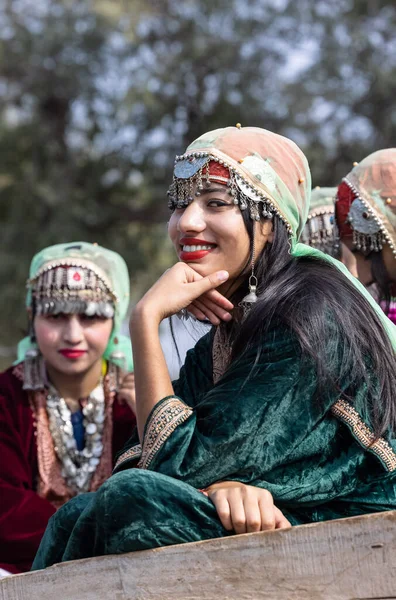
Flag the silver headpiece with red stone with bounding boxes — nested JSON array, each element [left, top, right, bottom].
[[27, 259, 116, 318]]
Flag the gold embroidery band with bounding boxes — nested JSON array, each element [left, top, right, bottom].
[[114, 444, 142, 471], [331, 399, 396, 472], [139, 397, 193, 470]]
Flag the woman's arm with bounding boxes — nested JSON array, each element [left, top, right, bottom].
[[130, 307, 174, 440], [131, 263, 232, 440]]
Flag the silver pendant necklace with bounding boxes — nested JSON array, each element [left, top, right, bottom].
[[46, 382, 105, 494]]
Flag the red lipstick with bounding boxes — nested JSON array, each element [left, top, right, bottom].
[[179, 237, 216, 262], [58, 349, 87, 360]]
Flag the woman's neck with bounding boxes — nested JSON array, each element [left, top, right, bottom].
[[46, 359, 103, 412]]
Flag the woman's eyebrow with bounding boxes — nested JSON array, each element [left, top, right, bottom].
[[200, 187, 227, 195]]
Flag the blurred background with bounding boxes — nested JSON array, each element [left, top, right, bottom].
[[0, 0, 395, 366]]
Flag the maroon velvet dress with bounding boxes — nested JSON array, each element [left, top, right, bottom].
[[0, 365, 136, 574]]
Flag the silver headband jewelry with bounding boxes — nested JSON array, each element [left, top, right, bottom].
[[28, 263, 115, 318]]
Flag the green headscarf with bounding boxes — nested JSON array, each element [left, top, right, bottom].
[[300, 186, 337, 254], [15, 241, 133, 370], [170, 126, 396, 349], [336, 149, 396, 255], [310, 186, 337, 212]]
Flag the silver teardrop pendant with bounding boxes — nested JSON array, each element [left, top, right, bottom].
[[240, 275, 258, 308], [241, 289, 258, 304]]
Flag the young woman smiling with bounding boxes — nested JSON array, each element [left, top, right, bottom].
[[33, 127, 396, 570], [0, 242, 136, 574]]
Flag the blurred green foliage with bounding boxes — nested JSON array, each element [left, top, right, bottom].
[[0, 0, 395, 357]]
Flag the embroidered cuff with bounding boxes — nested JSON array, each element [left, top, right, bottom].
[[139, 396, 193, 470], [331, 398, 396, 472], [113, 443, 142, 472]]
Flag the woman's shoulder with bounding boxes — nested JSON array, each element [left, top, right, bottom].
[[245, 320, 301, 360], [0, 364, 32, 422], [228, 316, 345, 385], [0, 364, 26, 399]]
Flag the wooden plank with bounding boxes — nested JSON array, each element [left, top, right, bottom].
[[1, 510, 396, 600]]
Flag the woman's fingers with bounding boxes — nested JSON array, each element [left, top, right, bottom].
[[187, 295, 233, 325], [228, 494, 248, 534], [186, 291, 234, 324], [258, 493, 276, 531], [242, 494, 262, 533], [187, 270, 230, 299], [191, 300, 219, 325], [210, 492, 234, 531], [132, 263, 232, 324], [117, 372, 137, 413], [206, 483, 291, 536], [201, 288, 234, 311], [274, 506, 292, 530], [193, 296, 233, 323], [186, 304, 207, 322], [191, 299, 221, 325]]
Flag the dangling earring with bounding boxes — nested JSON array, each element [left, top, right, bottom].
[[23, 314, 45, 390], [109, 351, 127, 391], [241, 274, 258, 305], [240, 221, 258, 310], [23, 349, 46, 390], [28, 315, 36, 343]]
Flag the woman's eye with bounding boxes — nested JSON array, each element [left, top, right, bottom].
[[80, 314, 98, 322], [80, 314, 107, 323], [207, 199, 230, 208]]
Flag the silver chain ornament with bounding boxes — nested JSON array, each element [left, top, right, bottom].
[[46, 382, 106, 494]]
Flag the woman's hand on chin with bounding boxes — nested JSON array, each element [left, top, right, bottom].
[[117, 372, 136, 414], [132, 263, 234, 326], [204, 481, 292, 534]]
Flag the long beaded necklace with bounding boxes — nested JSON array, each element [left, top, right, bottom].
[[46, 382, 105, 494]]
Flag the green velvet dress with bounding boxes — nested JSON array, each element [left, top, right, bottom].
[[32, 325, 396, 570]]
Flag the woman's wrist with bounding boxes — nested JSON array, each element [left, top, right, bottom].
[[131, 300, 162, 329]]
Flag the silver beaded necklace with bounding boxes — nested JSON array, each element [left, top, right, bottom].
[[46, 382, 105, 494]]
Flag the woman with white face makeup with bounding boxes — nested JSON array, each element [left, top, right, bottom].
[[33, 126, 396, 570], [0, 242, 136, 574]]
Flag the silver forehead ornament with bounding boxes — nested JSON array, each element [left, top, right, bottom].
[[347, 198, 385, 252], [347, 198, 381, 235]]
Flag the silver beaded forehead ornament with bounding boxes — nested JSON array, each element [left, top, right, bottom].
[[342, 177, 391, 254], [300, 188, 338, 257], [28, 259, 117, 319], [167, 152, 286, 226]]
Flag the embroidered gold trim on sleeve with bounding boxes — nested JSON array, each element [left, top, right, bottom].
[[114, 444, 142, 471], [139, 398, 193, 470], [331, 398, 396, 472]]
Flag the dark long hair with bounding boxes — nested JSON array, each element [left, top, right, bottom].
[[228, 212, 396, 438], [370, 251, 393, 314]]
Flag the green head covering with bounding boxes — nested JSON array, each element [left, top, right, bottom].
[[16, 241, 133, 370], [169, 126, 396, 349], [310, 186, 337, 212], [300, 186, 337, 255], [336, 149, 396, 256]]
